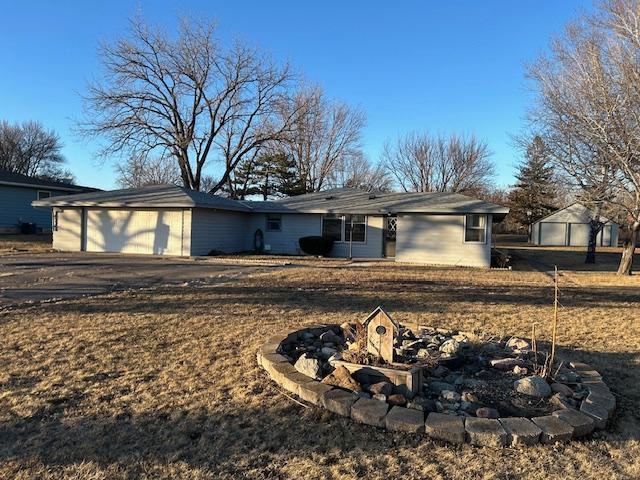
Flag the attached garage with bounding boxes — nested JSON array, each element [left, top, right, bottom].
[[531, 203, 619, 247]]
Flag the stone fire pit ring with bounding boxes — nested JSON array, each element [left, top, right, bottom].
[[257, 323, 615, 447]]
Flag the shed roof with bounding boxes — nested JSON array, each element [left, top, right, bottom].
[[32, 185, 509, 216], [0, 169, 97, 193], [531, 202, 618, 225]]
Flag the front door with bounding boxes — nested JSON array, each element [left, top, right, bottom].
[[383, 216, 397, 257]]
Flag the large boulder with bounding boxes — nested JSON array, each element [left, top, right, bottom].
[[294, 353, 323, 380], [514, 375, 552, 398], [439, 339, 460, 355], [321, 365, 362, 392]]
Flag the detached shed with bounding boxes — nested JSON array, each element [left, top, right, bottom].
[[531, 203, 619, 247]]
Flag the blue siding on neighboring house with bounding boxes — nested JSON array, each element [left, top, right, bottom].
[[0, 184, 68, 230]]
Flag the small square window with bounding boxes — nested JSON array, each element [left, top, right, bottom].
[[266, 214, 281, 231], [37, 190, 51, 200]]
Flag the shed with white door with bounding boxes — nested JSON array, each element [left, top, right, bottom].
[[531, 203, 619, 247]]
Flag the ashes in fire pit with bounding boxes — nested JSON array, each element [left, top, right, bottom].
[[282, 307, 595, 420]]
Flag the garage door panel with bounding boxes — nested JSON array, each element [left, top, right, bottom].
[[86, 209, 184, 255], [569, 223, 590, 246], [539, 223, 566, 246]]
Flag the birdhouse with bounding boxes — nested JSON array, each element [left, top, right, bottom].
[[360, 306, 399, 364]]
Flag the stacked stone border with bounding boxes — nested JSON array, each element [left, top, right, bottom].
[[257, 324, 615, 447]]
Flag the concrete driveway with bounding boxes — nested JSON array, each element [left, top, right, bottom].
[[0, 252, 276, 308]]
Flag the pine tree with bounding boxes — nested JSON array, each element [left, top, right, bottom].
[[508, 136, 558, 232]]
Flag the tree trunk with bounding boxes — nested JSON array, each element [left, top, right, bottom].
[[617, 223, 638, 276], [585, 205, 603, 264]]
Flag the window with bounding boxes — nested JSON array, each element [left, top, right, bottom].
[[465, 214, 486, 243], [322, 214, 367, 243], [344, 214, 366, 242], [322, 213, 343, 241], [266, 214, 281, 231], [37, 190, 51, 200]]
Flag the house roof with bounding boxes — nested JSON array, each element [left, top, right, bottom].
[[531, 202, 618, 225], [32, 185, 509, 217], [0, 169, 97, 193], [32, 184, 253, 212], [244, 188, 509, 215]]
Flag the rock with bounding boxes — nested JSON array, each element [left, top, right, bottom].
[[475, 407, 499, 419], [506, 337, 531, 351], [322, 389, 358, 416], [408, 396, 436, 412], [293, 353, 323, 380], [513, 365, 528, 375], [549, 393, 572, 410], [416, 349, 430, 359], [465, 418, 508, 447], [388, 394, 407, 406], [348, 342, 360, 352], [319, 331, 341, 344], [356, 391, 371, 399], [531, 416, 574, 443], [301, 331, 315, 341], [327, 352, 343, 363], [441, 390, 461, 402], [499, 417, 542, 446], [490, 358, 525, 370], [461, 391, 478, 403], [551, 383, 574, 397], [321, 366, 362, 392], [552, 409, 595, 437], [351, 398, 389, 427], [430, 365, 449, 378], [514, 375, 552, 398], [373, 393, 387, 402], [439, 339, 460, 355], [369, 381, 394, 396], [428, 381, 456, 394]]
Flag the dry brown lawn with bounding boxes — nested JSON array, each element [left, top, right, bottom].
[[0, 234, 53, 255], [0, 264, 638, 479]]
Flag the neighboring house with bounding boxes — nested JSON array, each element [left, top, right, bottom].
[[530, 203, 619, 247], [33, 185, 509, 267], [0, 169, 98, 233]]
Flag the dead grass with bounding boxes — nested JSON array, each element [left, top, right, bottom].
[[0, 265, 638, 479], [0, 234, 53, 255]]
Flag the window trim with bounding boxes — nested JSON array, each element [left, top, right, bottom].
[[37, 190, 51, 200], [266, 213, 282, 232], [52, 210, 59, 232], [463, 214, 487, 244], [321, 214, 368, 244]]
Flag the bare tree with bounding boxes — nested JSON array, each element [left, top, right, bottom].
[[381, 132, 494, 195], [0, 120, 69, 180], [328, 153, 392, 191], [115, 155, 181, 188], [79, 17, 299, 193], [275, 86, 366, 192], [528, 0, 640, 274]]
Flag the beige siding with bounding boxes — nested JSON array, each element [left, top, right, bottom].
[[85, 208, 187, 255], [52, 207, 84, 251], [395, 214, 491, 267], [190, 209, 249, 256]]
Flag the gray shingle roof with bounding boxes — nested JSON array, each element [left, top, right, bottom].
[[32, 184, 253, 212], [243, 188, 509, 215], [0, 169, 98, 192], [33, 185, 508, 216]]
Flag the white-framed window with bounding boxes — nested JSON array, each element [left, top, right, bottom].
[[464, 214, 486, 243], [266, 214, 282, 231], [321, 214, 367, 243], [37, 190, 51, 200]]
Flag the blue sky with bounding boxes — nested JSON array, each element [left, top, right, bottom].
[[0, 0, 589, 190]]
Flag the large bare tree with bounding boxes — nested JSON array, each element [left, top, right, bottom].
[[275, 86, 366, 193], [79, 17, 299, 193], [0, 120, 70, 181], [328, 153, 392, 192], [528, 0, 640, 274], [381, 131, 495, 195], [115, 155, 181, 188]]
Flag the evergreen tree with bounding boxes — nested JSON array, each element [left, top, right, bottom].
[[508, 136, 558, 232]]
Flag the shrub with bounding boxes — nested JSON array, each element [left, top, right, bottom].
[[298, 236, 334, 256]]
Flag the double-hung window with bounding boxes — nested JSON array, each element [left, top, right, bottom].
[[464, 214, 486, 243], [322, 214, 366, 243], [266, 214, 282, 231]]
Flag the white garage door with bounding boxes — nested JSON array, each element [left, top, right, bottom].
[[569, 223, 590, 246], [85, 209, 185, 255], [599, 225, 612, 246], [539, 222, 567, 245]]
